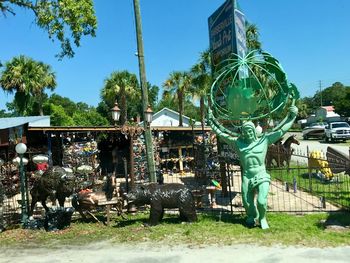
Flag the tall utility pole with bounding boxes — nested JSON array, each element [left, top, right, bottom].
[[319, 80, 323, 107], [133, 0, 156, 182]]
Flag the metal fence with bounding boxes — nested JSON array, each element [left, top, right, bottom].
[[1, 144, 350, 230], [160, 145, 350, 214]]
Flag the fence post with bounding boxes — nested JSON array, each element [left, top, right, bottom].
[[226, 163, 233, 214], [293, 176, 297, 193], [285, 182, 289, 192], [307, 145, 312, 192], [123, 157, 129, 193], [320, 196, 326, 209]]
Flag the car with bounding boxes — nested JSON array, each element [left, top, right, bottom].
[[324, 122, 350, 142], [302, 122, 327, 140]]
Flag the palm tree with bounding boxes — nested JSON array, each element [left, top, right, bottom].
[[190, 50, 212, 130], [0, 55, 56, 115], [245, 22, 261, 51], [163, 71, 192, 127], [156, 90, 177, 112], [101, 70, 139, 125]]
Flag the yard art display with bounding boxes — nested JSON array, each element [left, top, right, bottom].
[[208, 0, 299, 231]]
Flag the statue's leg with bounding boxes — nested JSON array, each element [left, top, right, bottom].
[[241, 178, 249, 211], [242, 177, 257, 226], [257, 182, 270, 229], [246, 189, 258, 226]]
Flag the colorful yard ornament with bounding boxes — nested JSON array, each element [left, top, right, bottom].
[[208, 50, 299, 229], [77, 165, 93, 174], [32, 155, 49, 164], [308, 151, 333, 180]]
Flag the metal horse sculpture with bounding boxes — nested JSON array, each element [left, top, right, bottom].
[[266, 135, 300, 168]]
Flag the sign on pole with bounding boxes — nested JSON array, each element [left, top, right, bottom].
[[208, 0, 247, 75]]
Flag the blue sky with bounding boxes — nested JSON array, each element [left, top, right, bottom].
[[1, 0, 350, 110]]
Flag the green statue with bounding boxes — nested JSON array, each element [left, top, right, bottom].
[[208, 50, 299, 229], [209, 106, 297, 229]]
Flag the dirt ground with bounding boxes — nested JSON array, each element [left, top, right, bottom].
[[1, 242, 350, 263]]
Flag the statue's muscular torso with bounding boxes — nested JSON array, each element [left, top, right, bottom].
[[234, 136, 269, 179]]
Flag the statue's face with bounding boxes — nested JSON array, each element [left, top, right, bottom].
[[242, 127, 256, 143]]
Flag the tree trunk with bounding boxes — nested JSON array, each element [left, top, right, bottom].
[[178, 91, 183, 127], [200, 96, 205, 131], [120, 86, 127, 125]]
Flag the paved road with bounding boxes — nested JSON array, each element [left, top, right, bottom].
[[1, 243, 350, 263]]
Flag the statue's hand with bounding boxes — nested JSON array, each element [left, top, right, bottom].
[[208, 107, 214, 121], [289, 105, 298, 117]]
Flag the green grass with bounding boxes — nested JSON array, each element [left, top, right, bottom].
[[1, 211, 349, 249], [269, 166, 350, 208]]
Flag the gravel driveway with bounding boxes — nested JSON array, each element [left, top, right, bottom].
[[1, 243, 350, 263]]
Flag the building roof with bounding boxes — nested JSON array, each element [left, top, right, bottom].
[[321, 106, 335, 112], [150, 107, 201, 127], [0, 116, 50, 130]]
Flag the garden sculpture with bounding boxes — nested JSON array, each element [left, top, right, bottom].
[[266, 134, 300, 168], [30, 166, 75, 215], [208, 50, 299, 229], [308, 150, 333, 180], [72, 190, 125, 223], [124, 183, 197, 226]]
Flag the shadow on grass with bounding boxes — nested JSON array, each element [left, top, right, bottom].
[[71, 214, 108, 224], [113, 210, 247, 228], [316, 211, 350, 230], [199, 212, 249, 226]]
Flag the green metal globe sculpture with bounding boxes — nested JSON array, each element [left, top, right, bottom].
[[210, 50, 299, 136]]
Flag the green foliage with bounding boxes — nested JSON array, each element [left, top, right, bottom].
[[155, 90, 177, 112], [334, 89, 350, 117], [302, 82, 350, 117], [96, 101, 110, 121], [42, 94, 108, 126], [184, 102, 200, 121], [0, 55, 56, 115], [48, 93, 78, 116], [0, 0, 97, 59], [46, 103, 74, 126], [190, 49, 212, 127], [245, 22, 261, 51], [147, 82, 159, 110], [101, 70, 140, 124], [0, 109, 14, 118], [298, 97, 314, 117], [72, 109, 109, 126], [315, 82, 346, 107], [163, 71, 193, 126]]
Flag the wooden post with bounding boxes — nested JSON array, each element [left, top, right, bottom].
[[129, 136, 135, 189], [178, 147, 183, 172]]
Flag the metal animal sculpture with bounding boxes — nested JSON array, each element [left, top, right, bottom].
[[71, 176, 124, 223], [30, 167, 76, 215], [266, 135, 300, 168], [124, 183, 197, 226]]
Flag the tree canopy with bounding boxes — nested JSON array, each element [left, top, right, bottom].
[[0, 55, 56, 115], [0, 0, 97, 59]]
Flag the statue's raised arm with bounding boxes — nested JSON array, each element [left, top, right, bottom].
[[208, 107, 238, 148], [267, 105, 298, 144]]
